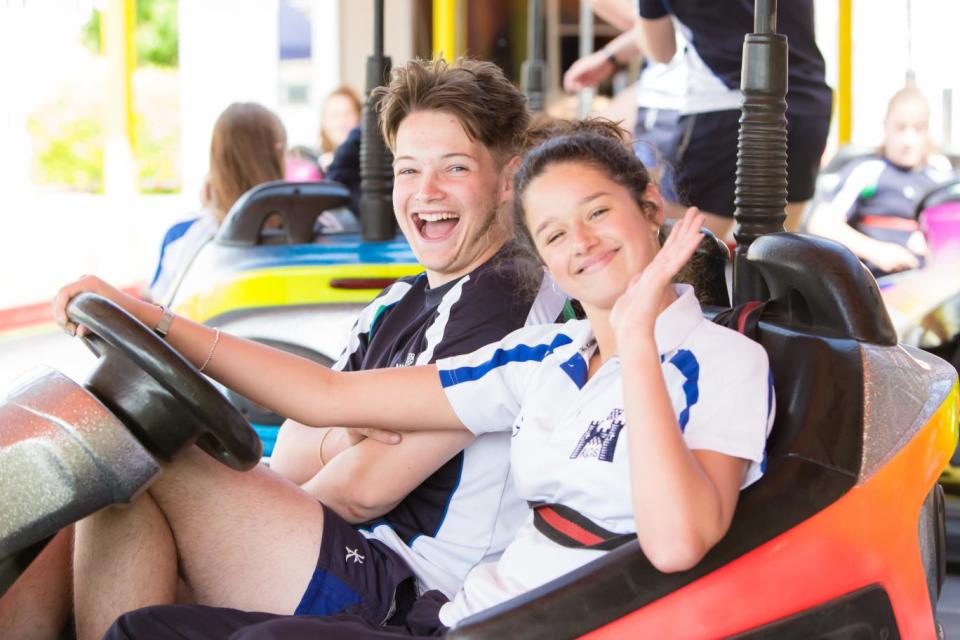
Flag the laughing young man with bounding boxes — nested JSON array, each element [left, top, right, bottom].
[[1, 58, 566, 640]]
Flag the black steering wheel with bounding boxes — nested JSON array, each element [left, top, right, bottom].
[[66, 293, 262, 470]]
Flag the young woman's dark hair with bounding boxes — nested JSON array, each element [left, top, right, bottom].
[[508, 119, 661, 297]]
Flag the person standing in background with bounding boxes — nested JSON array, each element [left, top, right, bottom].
[[318, 86, 362, 171], [566, 0, 833, 241]]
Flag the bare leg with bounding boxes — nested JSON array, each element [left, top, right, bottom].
[[0, 528, 73, 640], [144, 447, 325, 612], [73, 493, 176, 640], [73, 446, 326, 638]]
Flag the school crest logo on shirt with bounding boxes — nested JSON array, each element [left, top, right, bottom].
[[570, 408, 624, 462]]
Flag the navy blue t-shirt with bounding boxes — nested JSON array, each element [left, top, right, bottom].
[[825, 156, 949, 273], [337, 248, 563, 545]]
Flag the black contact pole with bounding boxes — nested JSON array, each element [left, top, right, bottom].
[[521, 0, 547, 112], [359, 0, 395, 241], [732, 0, 789, 305]]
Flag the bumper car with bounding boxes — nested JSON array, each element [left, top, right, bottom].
[[879, 179, 960, 373], [800, 132, 960, 567], [0, 1, 957, 638], [0, 293, 263, 598], [160, 180, 420, 455], [1, 0, 412, 595], [447, 2, 956, 637], [877, 180, 960, 563]]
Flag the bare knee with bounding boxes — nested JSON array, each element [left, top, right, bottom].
[[149, 445, 246, 502]]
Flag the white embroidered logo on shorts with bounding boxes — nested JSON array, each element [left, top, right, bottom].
[[345, 547, 365, 564]]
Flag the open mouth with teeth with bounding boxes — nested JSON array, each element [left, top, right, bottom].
[[413, 212, 461, 241]]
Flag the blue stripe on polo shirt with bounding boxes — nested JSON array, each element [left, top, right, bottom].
[[668, 349, 700, 431], [439, 333, 573, 387], [560, 352, 589, 389], [761, 371, 774, 474], [149, 218, 197, 286]]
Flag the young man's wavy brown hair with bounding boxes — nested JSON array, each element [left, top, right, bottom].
[[373, 58, 530, 165]]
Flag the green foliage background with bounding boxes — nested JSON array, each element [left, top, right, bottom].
[[30, 0, 181, 193], [83, 0, 179, 67]]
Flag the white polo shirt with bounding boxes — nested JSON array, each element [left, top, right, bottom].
[[435, 285, 774, 627], [149, 210, 219, 304]]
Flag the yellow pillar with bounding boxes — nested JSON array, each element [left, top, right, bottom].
[[103, 0, 138, 194], [432, 0, 463, 62], [837, 0, 852, 144]]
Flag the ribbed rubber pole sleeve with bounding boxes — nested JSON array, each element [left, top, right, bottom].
[[732, 28, 789, 305], [359, 0, 395, 242]]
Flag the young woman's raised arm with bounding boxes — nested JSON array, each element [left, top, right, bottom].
[[610, 211, 749, 573], [53, 276, 464, 433]]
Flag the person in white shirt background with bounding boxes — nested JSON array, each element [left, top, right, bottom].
[[149, 102, 287, 304]]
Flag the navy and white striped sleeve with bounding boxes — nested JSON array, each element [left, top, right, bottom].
[[436, 325, 571, 436], [334, 280, 413, 372]]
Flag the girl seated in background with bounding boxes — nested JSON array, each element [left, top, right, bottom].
[[148, 102, 286, 303], [807, 85, 954, 276], [59, 122, 774, 639]]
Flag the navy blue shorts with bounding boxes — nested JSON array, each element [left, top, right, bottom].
[[104, 591, 450, 639], [103, 504, 440, 638], [634, 107, 830, 217], [293, 503, 416, 622]]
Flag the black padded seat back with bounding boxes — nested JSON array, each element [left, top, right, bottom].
[[217, 180, 351, 246], [755, 323, 862, 474], [746, 233, 896, 345], [916, 178, 960, 216]]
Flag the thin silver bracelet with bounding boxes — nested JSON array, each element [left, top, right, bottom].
[[198, 328, 221, 373]]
